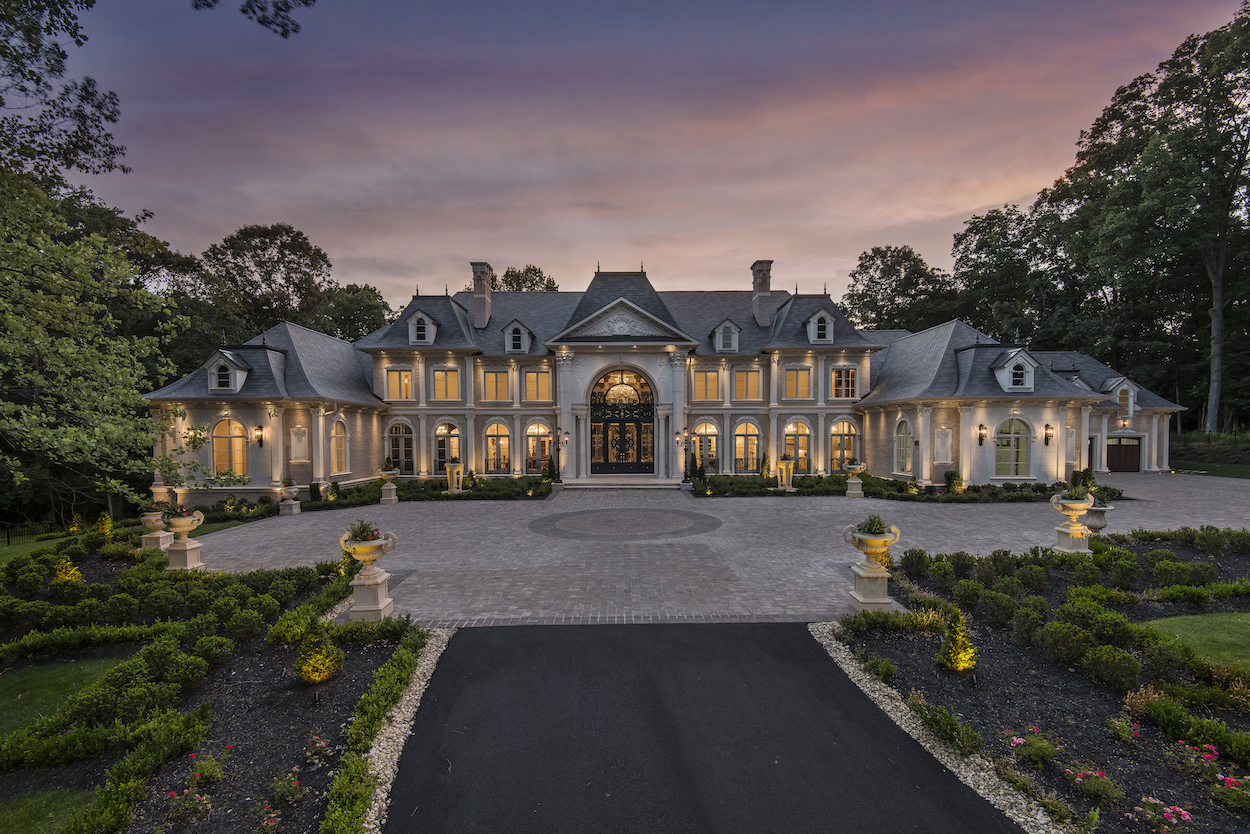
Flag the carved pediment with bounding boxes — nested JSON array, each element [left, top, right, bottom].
[[549, 299, 697, 344]]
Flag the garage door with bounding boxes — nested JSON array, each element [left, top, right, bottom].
[[1107, 437, 1141, 472]]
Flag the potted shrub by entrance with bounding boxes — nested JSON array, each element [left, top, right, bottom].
[[1050, 485, 1094, 554], [777, 454, 795, 490], [165, 505, 206, 571], [339, 519, 398, 621], [844, 514, 900, 612]]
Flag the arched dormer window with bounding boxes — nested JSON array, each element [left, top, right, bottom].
[[816, 317, 827, 340], [414, 318, 427, 341], [216, 365, 230, 388], [721, 326, 733, 350], [511, 327, 523, 351], [1012, 364, 1026, 387]]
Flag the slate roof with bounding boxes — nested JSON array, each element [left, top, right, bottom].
[[658, 291, 789, 355], [1032, 351, 1184, 410], [355, 295, 478, 351], [765, 295, 883, 352], [146, 322, 382, 408], [564, 272, 681, 331], [856, 320, 1100, 407]]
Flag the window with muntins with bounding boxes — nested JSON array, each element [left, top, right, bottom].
[[215, 365, 230, 388], [212, 419, 247, 476], [895, 420, 913, 474], [693, 371, 718, 400], [694, 422, 718, 471], [433, 369, 459, 400], [435, 423, 460, 473], [525, 423, 550, 474], [816, 317, 827, 340], [330, 420, 348, 474], [832, 368, 856, 399], [1118, 389, 1130, 417], [995, 419, 1030, 477], [785, 368, 810, 398], [386, 370, 412, 400], [483, 371, 508, 401], [414, 318, 427, 341], [485, 423, 510, 473], [734, 423, 759, 472], [511, 327, 523, 351], [388, 424, 414, 474], [524, 371, 550, 400], [830, 420, 856, 471], [784, 422, 810, 472], [734, 370, 760, 400], [1012, 364, 1026, 386]]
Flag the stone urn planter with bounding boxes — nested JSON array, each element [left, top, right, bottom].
[[340, 521, 398, 621], [446, 462, 465, 493], [166, 510, 205, 571], [1084, 504, 1115, 536], [1050, 492, 1095, 554], [141, 511, 166, 533], [845, 462, 866, 498], [140, 509, 173, 552], [279, 485, 299, 502], [378, 468, 399, 505], [844, 517, 900, 612], [777, 459, 795, 490]]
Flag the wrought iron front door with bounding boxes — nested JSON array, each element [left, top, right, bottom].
[[590, 370, 655, 474]]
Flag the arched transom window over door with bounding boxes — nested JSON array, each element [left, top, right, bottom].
[[734, 423, 759, 473], [435, 423, 460, 474], [894, 420, 913, 475], [996, 419, 1031, 478], [388, 424, 413, 474], [784, 422, 810, 473], [830, 420, 857, 471], [589, 370, 655, 474], [212, 419, 247, 476], [485, 423, 510, 474], [693, 422, 718, 472]]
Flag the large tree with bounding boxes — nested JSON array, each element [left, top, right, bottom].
[[322, 282, 395, 341], [1045, 4, 1250, 430], [840, 245, 957, 332]]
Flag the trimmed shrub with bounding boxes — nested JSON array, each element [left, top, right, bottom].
[[1011, 603, 1048, 647], [247, 593, 281, 622], [1071, 560, 1102, 586], [143, 586, 183, 621], [862, 655, 897, 685], [994, 576, 1025, 599], [225, 608, 264, 640], [1157, 585, 1211, 605], [930, 562, 956, 593], [1108, 557, 1142, 589], [1040, 621, 1093, 667], [906, 691, 983, 755], [1016, 564, 1048, 594], [99, 542, 135, 562], [1090, 610, 1136, 649], [987, 549, 1017, 577], [1144, 640, 1195, 683], [211, 596, 240, 622], [953, 579, 984, 612], [107, 593, 139, 624], [193, 635, 235, 666], [982, 591, 1018, 628], [1084, 645, 1141, 693], [972, 559, 999, 587], [947, 552, 976, 579], [900, 549, 931, 578], [1141, 548, 1175, 568]]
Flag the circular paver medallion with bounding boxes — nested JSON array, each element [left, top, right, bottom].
[[528, 508, 722, 541]]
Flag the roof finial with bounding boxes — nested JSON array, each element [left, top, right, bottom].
[[640, 260, 644, 272], [824, 283, 827, 296], [221, 330, 226, 345], [597, 261, 600, 272], [262, 332, 267, 346], [796, 282, 799, 295], [414, 282, 419, 297], [1015, 326, 1021, 344], [445, 284, 448, 296]]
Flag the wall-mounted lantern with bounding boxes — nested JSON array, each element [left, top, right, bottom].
[[1044, 424, 1054, 446], [978, 424, 987, 446], [254, 425, 264, 447]]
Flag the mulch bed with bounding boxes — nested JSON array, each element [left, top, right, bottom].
[[846, 542, 1250, 834]]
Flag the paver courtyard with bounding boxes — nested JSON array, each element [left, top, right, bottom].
[[198, 472, 1250, 627]]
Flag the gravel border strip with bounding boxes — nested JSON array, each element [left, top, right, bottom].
[[361, 627, 457, 833], [807, 621, 1079, 834]]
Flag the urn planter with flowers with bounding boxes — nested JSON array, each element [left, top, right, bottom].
[[279, 478, 301, 515], [340, 519, 397, 621], [165, 506, 205, 571], [844, 460, 866, 498], [1050, 486, 1095, 554], [845, 514, 900, 612]]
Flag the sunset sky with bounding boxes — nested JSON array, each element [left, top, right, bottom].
[[73, 0, 1240, 307]]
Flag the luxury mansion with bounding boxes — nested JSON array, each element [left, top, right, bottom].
[[147, 261, 1182, 503]]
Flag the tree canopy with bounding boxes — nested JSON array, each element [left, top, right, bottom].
[[840, 245, 956, 332]]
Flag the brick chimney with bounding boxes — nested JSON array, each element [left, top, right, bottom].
[[751, 260, 773, 327], [471, 262, 493, 328]]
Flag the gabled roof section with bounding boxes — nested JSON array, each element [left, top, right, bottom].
[[989, 347, 1039, 370], [764, 295, 883, 351], [1031, 351, 1183, 410], [146, 322, 381, 408], [356, 295, 476, 351], [659, 291, 791, 355], [548, 297, 698, 345], [209, 349, 252, 371], [563, 271, 680, 332]]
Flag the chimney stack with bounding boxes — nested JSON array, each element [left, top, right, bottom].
[[471, 262, 493, 328], [751, 260, 773, 327]]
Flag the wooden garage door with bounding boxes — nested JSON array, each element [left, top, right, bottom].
[[1107, 437, 1141, 472]]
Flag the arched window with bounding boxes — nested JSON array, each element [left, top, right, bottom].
[[1118, 388, 1130, 417], [435, 423, 460, 474], [1011, 364, 1026, 387], [511, 327, 523, 351], [784, 422, 810, 473], [721, 326, 733, 350], [525, 423, 551, 474], [215, 365, 230, 388], [388, 424, 414, 474], [330, 420, 348, 474], [816, 317, 827, 340], [485, 423, 510, 474], [830, 420, 857, 471], [211, 419, 247, 476], [995, 419, 1031, 477], [693, 422, 718, 472], [894, 420, 913, 474], [414, 317, 427, 341], [734, 422, 760, 473]]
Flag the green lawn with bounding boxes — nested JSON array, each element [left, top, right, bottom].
[[0, 657, 131, 736], [1148, 612, 1250, 674], [0, 537, 66, 569], [0, 790, 95, 834], [1170, 460, 1250, 479]]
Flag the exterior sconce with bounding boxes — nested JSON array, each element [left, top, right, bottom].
[[978, 424, 987, 446], [254, 425, 264, 447], [1044, 424, 1054, 446]]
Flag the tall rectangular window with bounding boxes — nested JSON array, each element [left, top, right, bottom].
[[734, 369, 760, 400], [832, 368, 856, 399], [433, 369, 459, 400], [483, 371, 508, 401], [524, 371, 550, 400], [785, 368, 810, 398], [693, 371, 718, 400], [386, 369, 412, 400]]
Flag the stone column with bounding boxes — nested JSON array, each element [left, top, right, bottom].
[[769, 354, 780, 407], [1162, 418, 1171, 469], [816, 410, 826, 476], [416, 356, 427, 406], [269, 406, 284, 486], [1097, 412, 1110, 473], [725, 413, 735, 474], [1079, 406, 1092, 470], [1149, 413, 1160, 470], [417, 414, 428, 476], [1055, 403, 1068, 482], [958, 406, 973, 482], [917, 406, 932, 485], [556, 351, 575, 479], [512, 412, 522, 475], [511, 360, 521, 407], [311, 406, 327, 484]]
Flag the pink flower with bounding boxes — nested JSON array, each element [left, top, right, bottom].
[[1180, 810, 1191, 821], [1202, 754, 1216, 761], [189, 753, 195, 759], [169, 791, 177, 797], [1011, 737, 1025, 746]]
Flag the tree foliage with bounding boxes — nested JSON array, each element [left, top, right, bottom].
[[322, 283, 395, 341], [840, 245, 956, 331]]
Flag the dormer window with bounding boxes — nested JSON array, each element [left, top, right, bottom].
[[415, 318, 427, 341], [407, 310, 437, 345], [1012, 364, 1026, 387], [511, 327, 523, 351], [721, 326, 733, 349], [713, 319, 740, 353], [816, 317, 828, 340], [216, 365, 230, 388], [207, 353, 248, 392], [992, 350, 1036, 392], [805, 310, 836, 343], [503, 320, 531, 353]]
